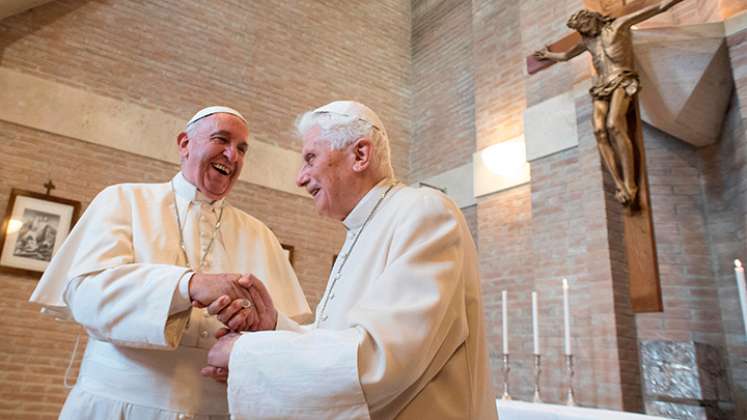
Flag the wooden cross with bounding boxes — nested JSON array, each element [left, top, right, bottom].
[[527, 1, 659, 75], [527, 0, 675, 313]]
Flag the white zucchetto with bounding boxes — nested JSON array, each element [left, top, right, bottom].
[[186, 106, 247, 129], [312, 100, 388, 139]]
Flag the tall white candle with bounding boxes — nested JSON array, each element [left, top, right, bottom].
[[735, 260, 747, 338], [532, 291, 540, 355], [502, 290, 509, 354], [562, 278, 572, 355]]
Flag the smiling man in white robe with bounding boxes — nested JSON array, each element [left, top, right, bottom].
[[29, 106, 310, 420], [202, 101, 497, 420]]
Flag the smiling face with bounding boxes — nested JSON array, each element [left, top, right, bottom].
[[177, 113, 249, 200], [295, 125, 358, 220]]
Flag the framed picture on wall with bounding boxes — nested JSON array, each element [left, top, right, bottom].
[[281, 243, 294, 268], [0, 189, 81, 276]]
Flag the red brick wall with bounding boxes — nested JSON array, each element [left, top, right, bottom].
[[474, 0, 644, 410], [473, 0, 747, 412], [477, 184, 533, 394], [636, 125, 724, 346], [6, 0, 747, 417], [411, 0, 474, 181], [473, 0, 527, 150], [703, 101, 747, 418], [0, 0, 412, 179], [461, 204, 479, 247], [0, 0, 413, 415], [0, 1, 408, 417], [710, 29, 747, 416], [0, 120, 345, 419]]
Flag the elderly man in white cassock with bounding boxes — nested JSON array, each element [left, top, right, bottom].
[[29, 106, 310, 419], [202, 101, 498, 420]]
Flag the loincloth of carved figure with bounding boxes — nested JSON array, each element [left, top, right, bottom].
[[590, 69, 640, 100]]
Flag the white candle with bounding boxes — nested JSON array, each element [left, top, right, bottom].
[[562, 278, 572, 355], [532, 291, 540, 355], [735, 260, 747, 338], [502, 290, 508, 354]]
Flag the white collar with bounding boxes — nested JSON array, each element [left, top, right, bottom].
[[172, 172, 226, 209], [342, 178, 397, 231]]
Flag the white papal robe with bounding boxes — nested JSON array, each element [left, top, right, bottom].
[[227, 180, 497, 420], [29, 172, 310, 420]]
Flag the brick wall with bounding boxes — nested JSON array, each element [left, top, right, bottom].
[[636, 125, 725, 346], [472, 0, 747, 413], [477, 184, 532, 391], [701, 96, 747, 418], [473, 0, 643, 409], [0, 120, 345, 419], [5, 0, 747, 417], [473, 0, 527, 150], [0, 0, 413, 416], [0, 0, 412, 179], [462, 204, 479, 247], [411, 0, 474, 181], [712, 28, 747, 417]]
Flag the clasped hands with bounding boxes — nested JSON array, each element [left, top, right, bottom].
[[189, 272, 277, 332], [189, 273, 277, 382]]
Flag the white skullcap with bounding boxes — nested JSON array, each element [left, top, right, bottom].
[[186, 106, 247, 129], [312, 100, 388, 138]]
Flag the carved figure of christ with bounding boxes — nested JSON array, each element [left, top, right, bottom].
[[526, 0, 687, 312]]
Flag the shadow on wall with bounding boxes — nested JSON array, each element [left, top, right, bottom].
[[0, 0, 92, 62]]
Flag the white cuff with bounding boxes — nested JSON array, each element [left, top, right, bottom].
[[169, 271, 194, 315], [275, 311, 308, 333], [228, 328, 370, 419]]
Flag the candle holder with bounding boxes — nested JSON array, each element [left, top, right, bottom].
[[565, 354, 577, 406], [501, 353, 512, 400], [532, 354, 543, 403]]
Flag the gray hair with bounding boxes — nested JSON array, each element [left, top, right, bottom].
[[295, 111, 394, 177]]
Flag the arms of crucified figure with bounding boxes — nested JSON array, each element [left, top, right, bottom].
[[532, 41, 586, 62], [615, 0, 687, 30]]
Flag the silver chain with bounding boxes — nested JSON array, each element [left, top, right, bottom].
[[171, 180, 224, 273], [316, 182, 397, 326]]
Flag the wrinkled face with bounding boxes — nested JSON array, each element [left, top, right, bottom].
[[295, 125, 354, 220], [178, 113, 249, 200]]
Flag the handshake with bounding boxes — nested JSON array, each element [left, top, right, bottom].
[[188, 273, 278, 383], [189, 273, 278, 332]]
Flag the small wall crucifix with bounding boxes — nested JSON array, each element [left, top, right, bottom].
[[43, 179, 56, 196]]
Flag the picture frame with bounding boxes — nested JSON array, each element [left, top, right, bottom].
[[281, 243, 295, 268], [0, 189, 81, 276]]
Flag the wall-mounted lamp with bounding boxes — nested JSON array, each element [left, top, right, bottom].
[[473, 136, 531, 197]]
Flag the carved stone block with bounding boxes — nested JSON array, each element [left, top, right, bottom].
[[640, 340, 731, 420]]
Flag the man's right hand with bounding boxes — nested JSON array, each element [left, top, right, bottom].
[[188, 273, 253, 308]]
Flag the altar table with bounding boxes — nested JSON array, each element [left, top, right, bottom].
[[497, 400, 671, 420]]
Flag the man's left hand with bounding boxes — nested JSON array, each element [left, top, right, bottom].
[[201, 331, 241, 383]]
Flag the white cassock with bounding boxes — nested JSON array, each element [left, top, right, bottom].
[[227, 180, 497, 420], [29, 172, 310, 420]]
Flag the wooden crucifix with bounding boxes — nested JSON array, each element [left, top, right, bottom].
[[529, 0, 687, 312]]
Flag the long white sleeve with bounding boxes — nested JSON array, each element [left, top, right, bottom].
[[64, 265, 192, 349]]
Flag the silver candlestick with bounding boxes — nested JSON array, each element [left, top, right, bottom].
[[501, 353, 512, 400], [565, 354, 577, 406], [532, 354, 543, 403]]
